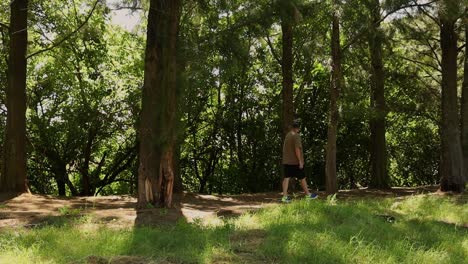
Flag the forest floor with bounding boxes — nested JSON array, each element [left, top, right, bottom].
[[0, 186, 466, 264], [0, 185, 445, 229]]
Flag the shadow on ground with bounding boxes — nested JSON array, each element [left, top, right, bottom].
[[0, 186, 461, 230]]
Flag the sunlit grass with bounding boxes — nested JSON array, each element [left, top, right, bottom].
[[390, 194, 468, 224], [0, 194, 466, 263]]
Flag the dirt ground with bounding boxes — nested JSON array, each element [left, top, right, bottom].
[[0, 186, 454, 229]]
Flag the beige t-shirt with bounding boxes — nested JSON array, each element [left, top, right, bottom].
[[282, 131, 303, 165]]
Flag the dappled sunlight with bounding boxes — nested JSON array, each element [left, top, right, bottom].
[[234, 213, 262, 230], [253, 196, 467, 263], [1, 192, 280, 230], [390, 194, 468, 226], [179, 192, 279, 223], [0, 193, 466, 263]]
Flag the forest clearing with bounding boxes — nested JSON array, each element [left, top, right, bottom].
[[0, 0, 467, 263], [0, 188, 466, 263]]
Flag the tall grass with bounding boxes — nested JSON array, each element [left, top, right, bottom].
[[0, 194, 466, 263]]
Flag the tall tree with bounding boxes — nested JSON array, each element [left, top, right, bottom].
[[1, 0, 28, 193], [138, 0, 182, 208], [325, 0, 342, 194], [439, 0, 464, 192], [461, 7, 468, 184], [367, 0, 389, 189], [277, 0, 301, 192], [280, 0, 295, 137]]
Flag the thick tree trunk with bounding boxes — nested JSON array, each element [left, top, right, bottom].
[[461, 11, 468, 184], [1, 0, 28, 193], [281, 15, 296, 191], [157, 147, 175, 207], [440, 2, 464, 193], [138, 0, 181, 208], [172, 144, 183, 193], [325, 3, 342, 195], [368, 0, 389, 189], [281, 19, 294, 137]]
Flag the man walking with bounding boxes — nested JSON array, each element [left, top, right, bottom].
[[282, 120, 318, 202]]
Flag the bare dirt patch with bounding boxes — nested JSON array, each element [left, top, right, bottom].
[[0, 192, 280, 229]]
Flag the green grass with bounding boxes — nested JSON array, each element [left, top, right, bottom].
[[0, 194, 466, 263], [57, 206, 82, 216]]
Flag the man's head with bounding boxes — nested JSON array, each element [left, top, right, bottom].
[[291, 120, 300, 133]]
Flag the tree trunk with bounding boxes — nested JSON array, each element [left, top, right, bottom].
[[173, 144, 183, 193], [280, 9, 297, 191], [66, 178, 78, 196], [157, 147, 175, 207], [138, 0, 181, 208], [281, 18, 294, 137], [325, 2, 342, 195], [55, 163, 67, 196], [461, 10, 468, 185], [49, 155, 68, 196], [368, 0, 389, 189], [80, 128, 95, 196], [199, 179, 206, 194], [1, 0, 28, 193], [440, 1, 464, 192]]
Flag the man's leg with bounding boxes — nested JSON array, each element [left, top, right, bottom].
[[300, 178, 311, 196], [282, 178, 290, 197], [300, 178, 318, 199]]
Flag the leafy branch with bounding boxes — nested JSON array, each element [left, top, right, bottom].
[[26, 0, 100, 59], [343, 0, 438, 52], [0, 22, 9, 30]]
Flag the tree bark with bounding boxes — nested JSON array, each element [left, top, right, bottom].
[[80, 126, 96, 196], [440, 1, 464, 192], [172, 144, 183, 193], [280, 5, 297, 192], [138, 0, 181, 208], [281, 17, 294, 137], [46, 149, 68, 196], [368, 0, 389, 189], [157, 147, 175, 207], [461, 9, 468, 185], [66, 177, 78, 196], [1, 0, 28, 193], [54, 163, 67, 196], [325, 2, 342, 195]]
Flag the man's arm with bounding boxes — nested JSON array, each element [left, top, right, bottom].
[[294, 134, 304, 168], [295, 147, 304, 169]]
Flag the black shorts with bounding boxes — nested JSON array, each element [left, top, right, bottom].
[[283, 164, 305, 179]]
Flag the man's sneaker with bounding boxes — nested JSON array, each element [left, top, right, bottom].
[[305, 193, 318, 200], [281, 196, 292, 203]]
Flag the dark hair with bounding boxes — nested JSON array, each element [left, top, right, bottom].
[[292, 120, 300, 128]]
